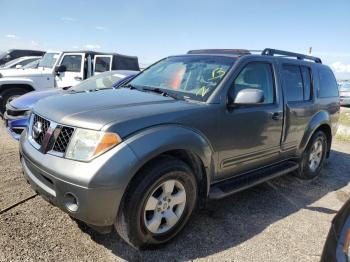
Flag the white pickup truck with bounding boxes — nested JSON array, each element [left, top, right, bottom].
[[0, 50, 139, 112]]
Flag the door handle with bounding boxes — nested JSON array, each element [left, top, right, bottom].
[[271, 112, 282, 121]]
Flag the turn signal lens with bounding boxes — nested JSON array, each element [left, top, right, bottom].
[[94, 133, 122, 157]]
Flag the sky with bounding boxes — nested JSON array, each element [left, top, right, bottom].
[[1, 0, 350, 79]]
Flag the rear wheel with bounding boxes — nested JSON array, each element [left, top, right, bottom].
[[115, 156, 198, 249], [297, 130, 327, 179], [0, 88, 28, 113]]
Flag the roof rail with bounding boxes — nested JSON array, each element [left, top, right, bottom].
[[261, 48, 322, 64], [187, 49, 251, 56]]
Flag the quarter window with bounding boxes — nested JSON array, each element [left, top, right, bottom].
[[231, 62, 275, 104], [319, 68, 338, 98], [60, 55, 82, 72]]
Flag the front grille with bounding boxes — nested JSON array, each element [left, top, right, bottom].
[[33, 114, 50, 145], [30, 113, 75, 155], [52, 126, 75, 153]]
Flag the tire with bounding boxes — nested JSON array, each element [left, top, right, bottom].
[[297, 130, 327, 180], [0, 88, 28, 113], [115, 156, 198, 249]]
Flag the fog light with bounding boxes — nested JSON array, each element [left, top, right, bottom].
[[64, 193, 79, 212]]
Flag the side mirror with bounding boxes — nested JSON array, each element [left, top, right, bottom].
[[229, 88, 264, 107], [54, 64, 67, 74], [15, 64, 22, 69], [4, 55, 11, 62]]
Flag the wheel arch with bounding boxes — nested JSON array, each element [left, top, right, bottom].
[[298, 111, 332, 157], [121, 125, 215, 210], [0, 83, 35, 94]]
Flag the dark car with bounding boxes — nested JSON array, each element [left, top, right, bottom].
[[0, 49, 44, 66], [4, 70, 138, 139], [321, 199, 350, 262], [19, 48, 340, 249]]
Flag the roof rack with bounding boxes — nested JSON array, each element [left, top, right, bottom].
[[187, 49, 251, 56], [261, 48, 322, 64]]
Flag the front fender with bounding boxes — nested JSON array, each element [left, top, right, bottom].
[[298, 110, 331, 153], [124, 124, 215, 186]]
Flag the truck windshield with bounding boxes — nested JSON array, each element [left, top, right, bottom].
[[71, 71, 126, 92], [38, 53, 59, 68], [128, 55, 235, 101]]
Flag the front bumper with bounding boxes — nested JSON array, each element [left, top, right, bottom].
[[340, 97, 350, 106], [19, 130, 139, 226]]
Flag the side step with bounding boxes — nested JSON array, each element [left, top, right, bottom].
[[209, 161, 299, 200]]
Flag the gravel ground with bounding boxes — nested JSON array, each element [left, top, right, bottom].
[[1, 119, 350, 261]]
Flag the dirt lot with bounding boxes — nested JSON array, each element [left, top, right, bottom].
[[1, 120, 350, 262]]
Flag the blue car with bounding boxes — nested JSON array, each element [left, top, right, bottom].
[[4, 70, 138, 140]]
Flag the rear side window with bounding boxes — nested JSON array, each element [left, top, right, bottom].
[[318, 68, 338, 98], [95, 57, 111, 72], [282, 64, 313, 102], [301, 66, 312, 101]]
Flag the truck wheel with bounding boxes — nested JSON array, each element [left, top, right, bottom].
[[115, 156, 198, 249], [297, 130, 327, 180], [0, 88, 28, 113]]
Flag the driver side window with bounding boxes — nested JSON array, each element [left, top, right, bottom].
[[231, 62, 275, 104]]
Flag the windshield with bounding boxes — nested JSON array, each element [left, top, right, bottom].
[[38, 53, 59, 68], [128, 55, 235, 101], [71, 71, 127, 92], [340, 82, 350, 90], [23, 59, 40, 69]]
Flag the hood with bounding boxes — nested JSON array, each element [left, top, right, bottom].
[[10, 88, 65, 109], [0, 67, 52, 77], [33, 89, 202, 134]]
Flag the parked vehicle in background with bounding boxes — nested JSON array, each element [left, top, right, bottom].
[[321, 198, 350, 261], [0, 51, 139, 113], [0, 49, 44, 66], [339, 81, 350, 106], [19, 49, 339, 249], [0, 56, 42, 70], [4, 70, 138, 140]]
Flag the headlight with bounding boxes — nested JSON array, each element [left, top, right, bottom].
[[65, 129, 122, 162]]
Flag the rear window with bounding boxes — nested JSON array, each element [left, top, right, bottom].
[[318, 68, 338, 98]]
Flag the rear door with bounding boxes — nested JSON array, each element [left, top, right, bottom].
[[218, 58, 284, 179], [55, 53, 85, 88], [279, 62, 317, 153], [93, 55, 113, 75]]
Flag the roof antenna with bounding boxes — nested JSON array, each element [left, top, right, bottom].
[[308, 47, 312, 55]]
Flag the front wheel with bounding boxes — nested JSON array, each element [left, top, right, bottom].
[[115, 156, 198, 249], [297, 130, 327, 179]]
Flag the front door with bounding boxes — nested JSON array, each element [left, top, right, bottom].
[[218, 61, 283, 179], [55, 53, 85, 88]]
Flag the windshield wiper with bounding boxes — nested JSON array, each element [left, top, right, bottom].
[[142, 87, 181, 100], [120, 83, 138, 90]]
